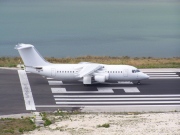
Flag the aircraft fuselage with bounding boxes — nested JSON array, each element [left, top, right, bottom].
[[26, 64, 149, 83]]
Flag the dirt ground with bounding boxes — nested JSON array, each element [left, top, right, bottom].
[[24, 112, 180, 135]]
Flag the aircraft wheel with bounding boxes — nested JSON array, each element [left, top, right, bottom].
[[83, 84, 90, 86], [137, 81, 141, 85]]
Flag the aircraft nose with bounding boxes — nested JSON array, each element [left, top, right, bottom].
[[139, 72, 149, 80], [143, 73, 149, 79]]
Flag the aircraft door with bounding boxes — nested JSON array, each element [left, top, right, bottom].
[[51, 68, 56, 77], [123, 69, 128, 77]]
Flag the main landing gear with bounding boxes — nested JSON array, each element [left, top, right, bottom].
[[137, 81, 141, 85]]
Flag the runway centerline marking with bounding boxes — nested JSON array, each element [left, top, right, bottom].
[[18, 70, 36, 110]]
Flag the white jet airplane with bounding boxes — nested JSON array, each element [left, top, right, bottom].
[[15, 43, 149, 85]]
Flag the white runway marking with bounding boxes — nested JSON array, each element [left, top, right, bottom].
[[51, 88, 114, 93], [51, 87, 139, 94], [18, 70, 36, 110], [55, 97, 180, 101], [47, 78, 54, 79], [149, 75, 178, 77], [97, 87, 140, 93], [48, 81, 63, 85], [146, 73, 176, 75], [150, 77, 180, 79], [118, 81, 133, 84], [48, 81, 81, 85], [51, 84, 81, 86], [54, 94, 180, 98], [144, 71, 178, 73], [51, 88, 66, 93], [145, 72, 180, 79], [55, 101, 180, 105]]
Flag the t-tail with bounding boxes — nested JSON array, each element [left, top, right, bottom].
[[15, 43, 52, 70]]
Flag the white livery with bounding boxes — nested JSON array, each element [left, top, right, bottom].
[[15, 44, 149, 84]]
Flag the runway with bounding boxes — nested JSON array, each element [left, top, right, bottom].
[[0, 68, 180, 115]]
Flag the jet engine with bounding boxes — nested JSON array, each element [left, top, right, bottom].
[[94, 75, 106, 82]]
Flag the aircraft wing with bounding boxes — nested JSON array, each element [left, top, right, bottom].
[[78, 64, 103, 77]]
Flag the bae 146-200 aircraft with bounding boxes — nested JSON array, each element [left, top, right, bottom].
[[15, 44, 149, 85]]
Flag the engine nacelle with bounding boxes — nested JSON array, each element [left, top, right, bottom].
[[94, 75, 106, 83], [83, 76, 92, 84]]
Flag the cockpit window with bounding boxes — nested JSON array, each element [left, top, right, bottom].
[[136, 69, 140, 72], [132, 69, 140, 73]]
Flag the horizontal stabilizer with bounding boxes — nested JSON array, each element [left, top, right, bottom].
[[15, 43, 34, 50]]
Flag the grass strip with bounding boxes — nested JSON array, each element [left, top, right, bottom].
[[0, 117, 36, 135], [0, 56, 180, 68]]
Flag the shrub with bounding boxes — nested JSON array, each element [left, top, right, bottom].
[[44, 118, 52, 126], [19, 128, 23, 133], [97, 123, 110, 128]]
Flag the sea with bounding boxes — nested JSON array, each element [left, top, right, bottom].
[[0, 0, 180, 58]]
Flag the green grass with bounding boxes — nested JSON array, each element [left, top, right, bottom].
[[0, 117, 36, 135], [41, 112, 52, 127], [97, 123, 110, 128], [0, 56, 180, 68], [43, 118, 52, 126]]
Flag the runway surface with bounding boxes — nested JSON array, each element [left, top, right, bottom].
[[0, 68, 180, 115]]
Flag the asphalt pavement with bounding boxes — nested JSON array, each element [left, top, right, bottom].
[[0, 68, 180, 115]]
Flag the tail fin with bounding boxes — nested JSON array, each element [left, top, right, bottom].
[[15, 43, 51, 67]]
